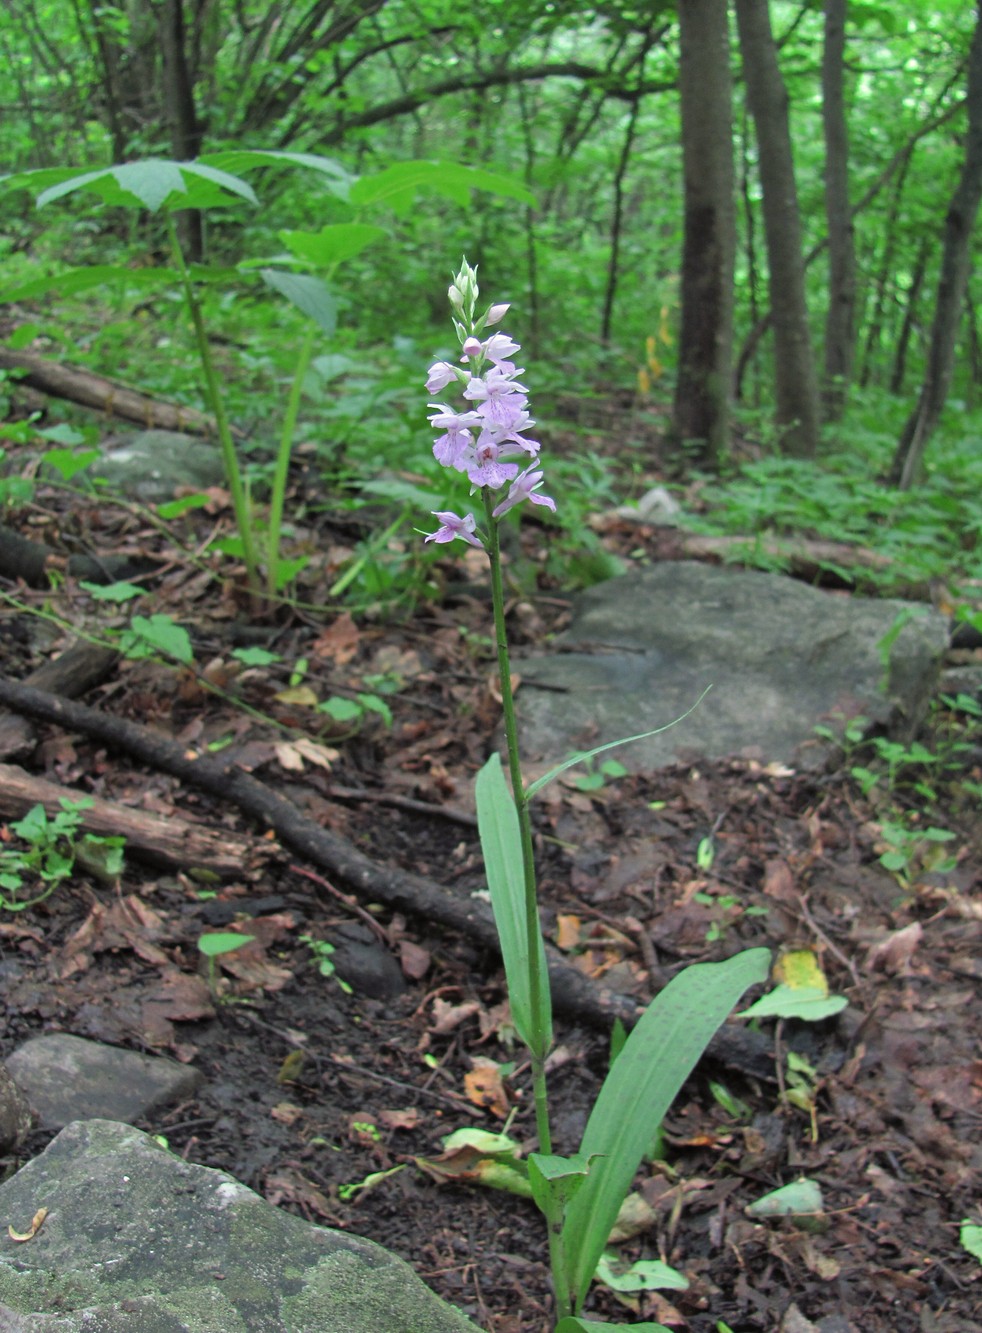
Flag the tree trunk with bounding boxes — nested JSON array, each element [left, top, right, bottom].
[[670, 0, 736, 467], [888, 236, 930, 395], [890, 0, 982, 488], [158, 0, 205, 261], [820, 0, 855, 419], [734, 0, 821, 457]]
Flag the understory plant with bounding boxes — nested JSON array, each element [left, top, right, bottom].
[[424, 261, 770, 1328], [0, 155, 532, 599]]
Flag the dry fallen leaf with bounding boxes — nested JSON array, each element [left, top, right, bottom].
[[464, 1058, 510, 1118], [555, 913, 582, 951], [399, 940, 431, 980], [274, 738, 339, 772], [429, 997, 481, 1035], [8, 1206, 47, 1242], [378, 1107, 422, 1131], [866, 921, 923, 973]]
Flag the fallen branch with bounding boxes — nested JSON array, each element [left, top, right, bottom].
[[0, 640, 118, 760], [0, 522, 162, 589], [0, 675, 773, 1078], [0, 348, 225, 437], [0, 762, 252, 878]]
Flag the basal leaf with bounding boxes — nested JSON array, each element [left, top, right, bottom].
[[561, 949, 770, 1311], [475, 753, 551, 1054]]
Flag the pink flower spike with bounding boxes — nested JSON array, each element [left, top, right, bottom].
[[424, 511, 484, 548], [483, 332, 521, 365], [491, 466, 556, 518], [426, 361, 459, 394]]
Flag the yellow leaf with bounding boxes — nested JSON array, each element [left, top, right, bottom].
[[273, 684, 319, 707], [555, 914, 582, 951], [8, 1206, 47, 1242], [774, 950, 829, 997]]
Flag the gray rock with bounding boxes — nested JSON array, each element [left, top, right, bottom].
[[516, 563, 948, 771], [0, 1064, 32, 1155], [5, 1033, 203, 1130], [92, 430, 226, 504], [0, 1119, 478, 1332]]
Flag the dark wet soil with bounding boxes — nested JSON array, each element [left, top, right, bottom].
[[1, 480, 981, 1332]]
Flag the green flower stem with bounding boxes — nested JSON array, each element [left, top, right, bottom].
[[267, 324, 317, 595], [167, 217, 261, 593], [482, 492, 572, 1318]]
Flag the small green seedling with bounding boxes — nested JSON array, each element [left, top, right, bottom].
[[300, 934, 353, 993], [0, 798, 125, 910], [574, 757, 628, 792], [197, 930, 256, 1001]]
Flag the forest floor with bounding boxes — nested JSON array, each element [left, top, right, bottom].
[[1, 454, 981, 1333]]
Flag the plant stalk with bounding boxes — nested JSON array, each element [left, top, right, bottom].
[[167, 217, 261, 593], [267, 325, 317, 595]]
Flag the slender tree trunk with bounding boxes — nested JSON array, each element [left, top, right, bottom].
[[670, 0, 736, 466], [890, 0, 982, 487], [158, 0, 205, 260], [734, 0, 821, 457], [888, 236, 930, 395], [858, 153, 912, 387], [821, 0, 855, 419], [600, 89, 644, 346]]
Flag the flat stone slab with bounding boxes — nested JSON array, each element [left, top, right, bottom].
[[516, 563, 948, 772], [4, 1033, 202, 1130], [0, 1119, 478, 1332], [90, 430, 225, 504]]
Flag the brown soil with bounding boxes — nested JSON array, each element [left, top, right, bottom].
[[1, 480, 981, 1333]]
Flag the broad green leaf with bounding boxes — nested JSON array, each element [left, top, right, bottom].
[[258, 269, 337, 335], [0, 265, 178, 303], [960, 1221, 982, 1264], [738, 985, 847, 1022], [197, 931, 255, 957], [80, 581, 143, 603], [560, 948, 770, 1311], [279, 222, 387, 268], [475, 753, 551, 1053], [524, 688, 711, 799], [121, 614, 193, 664], [231, 647, 281, 667], [201, 149, 351, 193], [746, 1177, 824, 1219], [350, 159, 535, 213], [594, 1250, 688, 1292], [157, 494, 213, 520], [33, 160, 258, 213], [42, 447, 99, 480]]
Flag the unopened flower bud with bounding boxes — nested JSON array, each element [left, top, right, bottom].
[[485, 303, 510, 326]]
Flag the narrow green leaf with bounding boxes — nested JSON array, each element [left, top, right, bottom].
[[475, 753, 551, 1051], [525, 687, 711, 799], [258, 269, 337, 335], [561, 948, 770, 1310]]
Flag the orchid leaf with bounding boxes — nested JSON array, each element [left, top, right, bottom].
[[475, 753, 551, 1053], [524, 687, 711, 798], [560, 948, 770, 1311]]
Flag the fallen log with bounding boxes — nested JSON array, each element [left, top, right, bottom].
[[0, 523, 162, 589], [0, 675, 774, 1079], [0, 639, 118, 759], [0, 348, 224, 437], [0, 762, 254, 878]]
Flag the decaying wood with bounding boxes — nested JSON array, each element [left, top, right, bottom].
[[0, 675, 774, 1079], [611, 525, 931, 596], [0, 762, 253, 878], [0, 523, 161, 589], [0, 348, 223, 437], [0, 639, 118, 760]]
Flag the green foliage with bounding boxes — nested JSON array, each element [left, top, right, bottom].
[[0, 798, 125, 911], [299, 934, 353, 994]]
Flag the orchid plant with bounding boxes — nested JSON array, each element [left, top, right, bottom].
[[425, 261, 770, 1330]]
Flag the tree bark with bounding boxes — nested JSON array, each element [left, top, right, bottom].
[[820, 0, 855, 419], [888, 235, 930, 395], [734, 0, 821, 457], [670, 0, 736, 468], [891, 0, 982, 488]]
